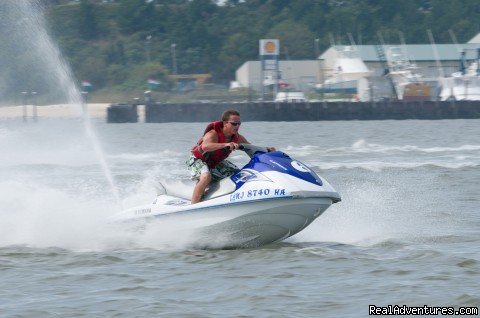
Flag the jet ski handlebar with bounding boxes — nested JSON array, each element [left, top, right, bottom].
[[221, 144, 270, 158], [238, 144, 269, 158]]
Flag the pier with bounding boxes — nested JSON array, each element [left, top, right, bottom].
[[106, 101, 480, 123]]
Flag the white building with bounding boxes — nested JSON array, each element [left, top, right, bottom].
[[235, 60, 321, 91], [235, 33, 480, 94], [320, 43, 480, 82]]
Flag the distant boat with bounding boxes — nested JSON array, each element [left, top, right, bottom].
[[439, 49, 480, 101], [274, 91, 307, 102], [263, 75, 290, 89], [384, 46, 431, 101], [315, 46, 371, 95]]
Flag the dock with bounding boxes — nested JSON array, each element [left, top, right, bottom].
[[106, 100, 480, 123], [2, 101, 479, 122]]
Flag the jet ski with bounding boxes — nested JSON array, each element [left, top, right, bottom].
[[112, 144, 341, 249]]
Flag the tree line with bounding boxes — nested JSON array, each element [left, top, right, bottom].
[[1, 0, 480, 102]]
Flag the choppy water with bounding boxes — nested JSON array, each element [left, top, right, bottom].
[[0, 118, 479, 316]]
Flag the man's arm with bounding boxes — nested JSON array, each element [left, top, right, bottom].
[[237, 134, 250, 144], [201, 130, 234, 152]]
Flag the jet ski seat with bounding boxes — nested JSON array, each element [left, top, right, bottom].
[[203, 177, 237, 200], [160, 177, 237, 202]]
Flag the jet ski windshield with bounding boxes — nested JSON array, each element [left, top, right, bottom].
[[240, 146, 324, 187], [238, 144, 269, 158]]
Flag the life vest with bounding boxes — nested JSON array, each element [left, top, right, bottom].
[[191, 121, 239, 168]]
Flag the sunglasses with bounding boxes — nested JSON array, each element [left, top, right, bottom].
[[228, 121, 241, 126]]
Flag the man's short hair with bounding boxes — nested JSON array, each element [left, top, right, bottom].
[[221, 109, 240, 121]]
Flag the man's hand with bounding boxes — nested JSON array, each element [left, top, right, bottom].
[[228, 142, 240, 150]]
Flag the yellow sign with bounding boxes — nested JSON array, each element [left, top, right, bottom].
[[264, 41, 276, 54], [259, 39, 279, 55]]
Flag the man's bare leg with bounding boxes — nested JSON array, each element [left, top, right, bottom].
[[191, 172, 211, 204]]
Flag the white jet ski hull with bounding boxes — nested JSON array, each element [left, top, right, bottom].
[[193, 197, 333, 248], [114, 195, 332, 249], [113, 146, 341, 249]]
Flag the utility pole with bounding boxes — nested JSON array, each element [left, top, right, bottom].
[[31, 91, 37, 122], [171, 43, 178, 91], [21, 91, 28, 122], [171, 43, 177, 74], [145, 35, 152, 63], [81, 91, 88, 117], [315, 38, 321, 84]]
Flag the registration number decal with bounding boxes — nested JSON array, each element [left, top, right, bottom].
[[229, 188, 286, 202]]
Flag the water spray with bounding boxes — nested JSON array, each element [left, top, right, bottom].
[[3, 0, 122, 209]]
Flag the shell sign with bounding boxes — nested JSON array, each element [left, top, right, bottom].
[[259, 39, 279, 56]]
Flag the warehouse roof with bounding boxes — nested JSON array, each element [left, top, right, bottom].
[[321, 43, 480, 62]]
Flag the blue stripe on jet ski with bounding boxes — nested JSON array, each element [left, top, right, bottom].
[[232, 151, 323, 189]]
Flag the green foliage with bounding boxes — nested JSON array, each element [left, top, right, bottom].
[[2, 0, 480, 103], [116, 0, 157, 33], [79, 0, 98, 40], [129, 62, 173, 90], [267, 20, 316, 59]]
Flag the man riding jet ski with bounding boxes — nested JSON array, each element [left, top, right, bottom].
[[187, 109, 275, 203], [112, 110, 341, 248]]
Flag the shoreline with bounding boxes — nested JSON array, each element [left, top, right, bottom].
[[4, 101, 480, 122], [0, 103, 110, 119]]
